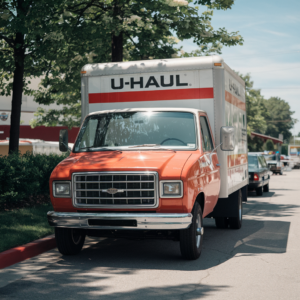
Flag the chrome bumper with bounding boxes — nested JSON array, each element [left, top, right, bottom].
[[47, 211, 192, 230]]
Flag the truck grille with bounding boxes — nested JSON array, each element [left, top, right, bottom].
[[72, 172, 158, 208]]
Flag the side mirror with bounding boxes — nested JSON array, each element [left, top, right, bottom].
[[220, 126, 235, 151], [59, 129, 68, 152]]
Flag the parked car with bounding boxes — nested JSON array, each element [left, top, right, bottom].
[[263, 153, 283, 175], [248, 153, 270, 196]]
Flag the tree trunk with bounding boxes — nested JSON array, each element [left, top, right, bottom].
[[112, 33, 123, 62], [9, 32, 25, 154], [111, 0, 123, 62]]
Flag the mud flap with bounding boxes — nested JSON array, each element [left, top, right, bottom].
[[210, 189, 240, 218], [242, 185, 247, 202]]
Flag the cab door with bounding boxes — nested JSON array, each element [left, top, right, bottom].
[[199, 114, 221, 216]]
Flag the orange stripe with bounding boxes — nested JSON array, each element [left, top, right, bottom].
[[225, 91, 246, 111], [89, 88, 214, 103]]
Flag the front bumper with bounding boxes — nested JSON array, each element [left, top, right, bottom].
[[47, 211, 192, 230]]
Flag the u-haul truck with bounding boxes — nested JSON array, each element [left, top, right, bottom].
[[47, 56, 248, 260]]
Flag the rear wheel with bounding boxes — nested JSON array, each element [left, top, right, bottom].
[[55, 228, 86, 255], [180, 201, 203, 260], [263, 183, 269, 192], [228, 189, 242, 229], [256, 186, 263, 196]]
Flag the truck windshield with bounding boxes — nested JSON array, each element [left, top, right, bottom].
[[74, 111, 197, 152]]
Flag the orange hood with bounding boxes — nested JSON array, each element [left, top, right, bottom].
[[51, 151, 192, 180]]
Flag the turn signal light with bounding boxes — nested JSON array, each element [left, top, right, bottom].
[[81, 71, 87, 74], [254, 174, 259, 181]]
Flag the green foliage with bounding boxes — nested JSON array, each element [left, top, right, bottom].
[[0, 203, 54, 252], [236, 73, 296, 151], [29, 0, 243, 128], [265, 139, 274, 151], [0, 0, 68, 96], [248, 136, 265, 152], [264, 97, 296, 141], [0, 152, 66, 204], [281, 144, 288, 156], [237, 73, 268, 151]]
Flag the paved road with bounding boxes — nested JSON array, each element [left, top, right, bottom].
[[1, 170, 300, 299]]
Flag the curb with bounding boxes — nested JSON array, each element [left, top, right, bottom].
[[0, 235, 56, 269]]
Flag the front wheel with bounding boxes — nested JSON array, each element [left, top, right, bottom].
[[180, 201, 203, 260], [55, 227, 86, 255]]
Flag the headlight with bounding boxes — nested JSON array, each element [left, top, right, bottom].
[[160, 181, 183, 198], [53, 181, 71, 197]]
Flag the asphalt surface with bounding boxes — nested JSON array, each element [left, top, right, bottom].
[[1, 170, 300, 300]]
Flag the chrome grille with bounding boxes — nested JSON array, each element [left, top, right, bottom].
[[72, 172, 158, 208]]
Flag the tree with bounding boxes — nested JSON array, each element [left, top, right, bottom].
[[32, 0, 244, 128], [265, 139, 274, 151], [297, 132, 300, 137], [281, 144, 288, 156], [264, 97, 296, 141], [237, 73, 268, 151], [0, 0, 69, 153]]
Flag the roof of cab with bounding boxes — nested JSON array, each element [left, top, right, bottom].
[[88, 107, 205, 116], [81, 55, 224, 77]]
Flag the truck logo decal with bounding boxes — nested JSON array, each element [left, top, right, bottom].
[[102, 188, 124, 194], [229, 79, 241, 97], [111, 75, 188, 90]]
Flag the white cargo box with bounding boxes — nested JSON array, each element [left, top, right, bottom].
[[80, 56, 248, 198]]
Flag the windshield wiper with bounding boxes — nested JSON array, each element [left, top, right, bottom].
[[79, 146, 121, 152], [129, 144, 176, 152], [129, 144, 161, 148]]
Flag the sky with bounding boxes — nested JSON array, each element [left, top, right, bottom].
[[179, 0, 300, 137]]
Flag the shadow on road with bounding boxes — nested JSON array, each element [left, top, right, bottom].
[[248, 191, 275, 198], [0, 216, 290, 299], [0, 201, 294, 299], [244, 199, 299, 218]]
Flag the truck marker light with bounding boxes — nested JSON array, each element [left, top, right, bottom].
[[81, 71, 87, 74], [254, 174, 259, 181], [214, 63, 222, 66]]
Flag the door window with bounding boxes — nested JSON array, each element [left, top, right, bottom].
[[258, 156, 267, 168], [200, 116, 213, 152]]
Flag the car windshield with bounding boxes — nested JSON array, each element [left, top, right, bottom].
[[74, 111, 197, 152], [248, 155, 258, 168]]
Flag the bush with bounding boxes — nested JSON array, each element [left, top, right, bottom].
[[0, 152, 67, 205], [265, 139, 274, 151], [281, 144, 288, 156]]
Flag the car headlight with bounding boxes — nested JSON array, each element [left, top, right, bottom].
[[160, 181, 183, 198], [53, 181, 71, 197]]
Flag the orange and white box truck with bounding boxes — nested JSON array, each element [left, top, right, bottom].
[[48, 56, 248, 260]]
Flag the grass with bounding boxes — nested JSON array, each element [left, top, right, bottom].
[[0, 203, 54, 253]]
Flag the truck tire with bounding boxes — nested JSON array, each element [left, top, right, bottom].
[[180, 201, 203, 260], [263, 183, 269, 192], [228, 189, 242, 229], [256, 186, 263, 196], [215, 217, 228, 229], [55, 228, 86, 255]]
